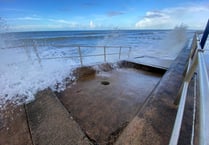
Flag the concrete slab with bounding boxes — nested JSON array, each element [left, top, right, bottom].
[[58, 67, 163, 144], [114, 47, 191, 145], [128, 56, 173, 70], [26, 89, 91, 145], [0, 104, 32, 145]]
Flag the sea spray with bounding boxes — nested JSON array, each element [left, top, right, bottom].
[[0, 17, 9, 49], [0, 31, 76, 109], [155, 25, 188, 59], [0, 17, 8, 33]]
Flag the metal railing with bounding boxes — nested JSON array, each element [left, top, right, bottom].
[[197, 48, 209, 145], [169, 19, 209, 145], [36, 45, 132, 66]]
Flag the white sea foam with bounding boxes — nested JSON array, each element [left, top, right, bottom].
[[0, 46, 77, 108]]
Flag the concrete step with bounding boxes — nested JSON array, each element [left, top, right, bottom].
[[26, 89, 92, 145], [0, 104, 33, 145]]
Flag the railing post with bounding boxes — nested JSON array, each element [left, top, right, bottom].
[[200, 19, 209, 49], [23, 40, 31, 61], [32, 40, 42, 66], [119, 46, 122, 59], [78, 46, 83, 66], [104, 46, 106, 62], [128, 47, 131, 58]]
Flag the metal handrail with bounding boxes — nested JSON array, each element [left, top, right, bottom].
[[197, 49, 209, 145], [169, 35, 198, 145], [1, 36, 134, 66], [169, 32, 209, 145], [5, 41, 132, 66], [38, 45, 132, 66]]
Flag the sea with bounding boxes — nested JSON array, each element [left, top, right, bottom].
[[0, 29, 196, 107], [1, 30, 168, 48]]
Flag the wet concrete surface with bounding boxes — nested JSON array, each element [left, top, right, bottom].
[[129, 56, 173, 70], [58, 66, 163, 144], [26, 89, 92, 145], [0, 104, 32, 145], [115, 47, 191, 145]]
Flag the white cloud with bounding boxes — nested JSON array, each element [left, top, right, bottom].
[[16, 16, 42, 21], [49, 19, 68, 24], [10, 24, 73, 31], [8, 17, 80, 31], [135, 4, 209, 29], [48, 19, 78, 28], [89, 20, 95, 28], [136, 11, 172, 29]]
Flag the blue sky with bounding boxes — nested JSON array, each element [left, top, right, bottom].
[[0, 0, 209, 31]]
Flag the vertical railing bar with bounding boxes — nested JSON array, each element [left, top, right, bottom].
[[104, 46, 106, 62], [24, 40, 31, 61], [200, 19, 209, 49], [128, 47, 131, 58], [190, 73, 197, 145], [78, 46, 83, 66], [32, 40, 42, 66], [119, 46, 122, 59]]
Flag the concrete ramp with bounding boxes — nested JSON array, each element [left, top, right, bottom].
[[26, 89, 91, 145]]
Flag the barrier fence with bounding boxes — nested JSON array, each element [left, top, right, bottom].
[[170, 19, 209, 145]]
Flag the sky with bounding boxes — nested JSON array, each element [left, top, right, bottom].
[[0, 0, 209, 32]]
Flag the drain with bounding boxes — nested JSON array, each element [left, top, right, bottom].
[[101, 81, 110, 85]]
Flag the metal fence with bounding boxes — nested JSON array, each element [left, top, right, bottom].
[[33, 45, 132, 66], [2, 39, 133, 66], [169, 19, 209, 145]]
